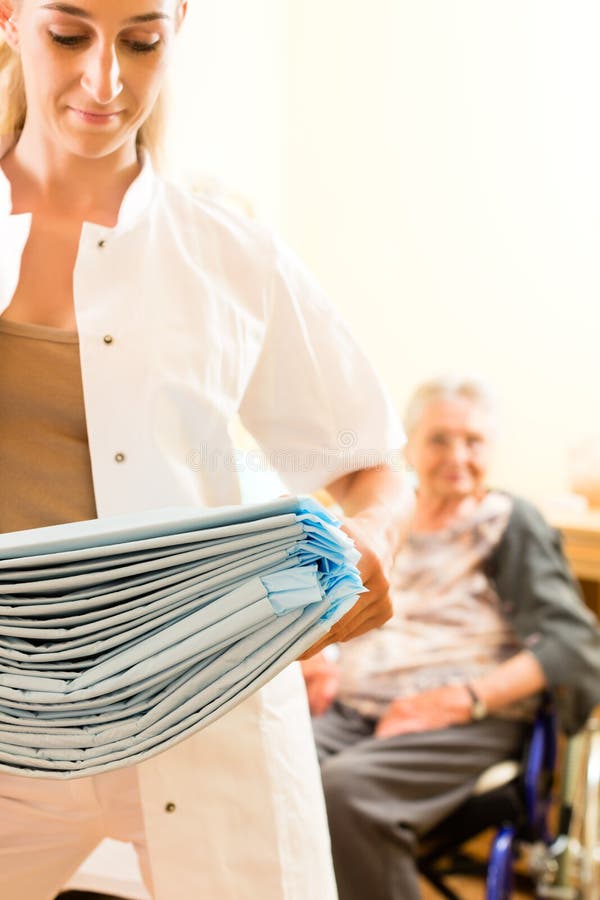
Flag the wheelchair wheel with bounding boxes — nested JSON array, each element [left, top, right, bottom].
[[486, 825, 515, 900], [569, 715, 600, 899], [548, 713, 600, 900]]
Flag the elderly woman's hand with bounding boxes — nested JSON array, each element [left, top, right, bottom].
[[374, 686, 473, 738], [299, 511, 393, 659]]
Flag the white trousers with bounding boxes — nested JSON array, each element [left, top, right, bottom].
[[0, 766, 153, 900]]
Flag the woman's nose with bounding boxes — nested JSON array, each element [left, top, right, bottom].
[[448, 438, 469, 462], [81, 44, 123, 105]]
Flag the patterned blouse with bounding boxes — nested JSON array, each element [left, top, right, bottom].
[[337, 491, 536, 720]]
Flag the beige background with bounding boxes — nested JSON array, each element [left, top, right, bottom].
[[167, 1, 600, 504]]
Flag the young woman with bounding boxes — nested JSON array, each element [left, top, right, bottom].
[[0, 2, 412, 897]]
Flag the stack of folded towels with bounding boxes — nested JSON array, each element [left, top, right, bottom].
[[0, 497, 363, 778]]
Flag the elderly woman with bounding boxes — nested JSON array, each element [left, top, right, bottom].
[[303, 375, 600, 900]]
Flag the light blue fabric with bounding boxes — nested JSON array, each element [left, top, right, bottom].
[[0, 497, 363, 777]]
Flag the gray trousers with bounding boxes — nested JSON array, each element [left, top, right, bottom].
[[313, 701, 528, 900]]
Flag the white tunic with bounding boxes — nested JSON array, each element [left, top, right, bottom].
[[0, 145, 403, 899]]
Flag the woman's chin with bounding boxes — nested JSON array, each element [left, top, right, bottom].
[[57, 120, 134, 160], [438, 481, 475, 500]]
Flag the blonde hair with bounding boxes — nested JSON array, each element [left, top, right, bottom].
[[0, 6, 172, 164], [404, 374, 499, 437], [0, 37, 25, 135]]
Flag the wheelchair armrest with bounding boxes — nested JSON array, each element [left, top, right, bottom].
[[473, 760, 521, 795]]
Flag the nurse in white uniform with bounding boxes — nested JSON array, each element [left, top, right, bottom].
[[0, 2, 411, 898]]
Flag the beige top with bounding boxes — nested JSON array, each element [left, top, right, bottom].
[[338, 491, 536, 720], [0, 317, 97, 534]]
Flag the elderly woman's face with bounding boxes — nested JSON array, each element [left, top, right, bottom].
[[3, 0, 185, 159], [406, 396, 494, 501]]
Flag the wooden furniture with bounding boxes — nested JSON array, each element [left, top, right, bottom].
[[548, 510, 600, 616]]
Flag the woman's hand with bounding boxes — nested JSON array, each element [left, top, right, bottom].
[[301, 653, 340, 716], [375, 651, 549, 738], [299, 464, 413, 659], [299, 511, 393, 658], [374, 685, 473, 738]]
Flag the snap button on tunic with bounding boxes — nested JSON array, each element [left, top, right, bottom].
[[165, 803, 176, 814], [114, 452, 126, 463], [103, 335, 114, 345]]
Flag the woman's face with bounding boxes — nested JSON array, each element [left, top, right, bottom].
[[405, 396, 494, 502], [2, 0, 185, 158]]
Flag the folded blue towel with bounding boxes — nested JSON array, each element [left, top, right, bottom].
[[0, 497, 363, 777]]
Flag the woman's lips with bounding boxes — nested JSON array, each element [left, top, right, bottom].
[[69, 107, 122, 124]]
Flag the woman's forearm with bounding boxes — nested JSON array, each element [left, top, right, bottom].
[[470, 650, 548, 712], [325, 464, 414, 558]]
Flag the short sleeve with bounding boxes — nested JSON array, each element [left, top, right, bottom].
[[238, 234, 404, 494]]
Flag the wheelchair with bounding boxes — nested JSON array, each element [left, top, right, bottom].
[[418, 700, 600, 900]]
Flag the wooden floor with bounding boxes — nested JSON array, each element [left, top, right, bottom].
[[420, 873, 532, 899], [55, 837, 534, 900], [418, 831, 533, 899]]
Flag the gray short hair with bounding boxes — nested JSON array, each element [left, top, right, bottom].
[[403, 375, 498, 437]]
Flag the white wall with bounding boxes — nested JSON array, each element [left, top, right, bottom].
[[280, 1, 600, 502], [168, 2, 600, 503], [166, 0, 286, 223]]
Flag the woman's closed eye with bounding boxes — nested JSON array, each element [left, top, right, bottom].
[[428, 433, 451, 448], [48, 33, 162, 54], [466, 435, 484, 448], [48, 32, 85, 47], [125, 39, 161, 54]]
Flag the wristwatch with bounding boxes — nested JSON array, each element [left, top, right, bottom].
[[465, 683, 488, 721]]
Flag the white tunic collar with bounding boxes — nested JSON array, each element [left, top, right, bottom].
[[0, 135, 157, 235]]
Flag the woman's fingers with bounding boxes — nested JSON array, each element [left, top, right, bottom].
[[299, 512, 394, 658]]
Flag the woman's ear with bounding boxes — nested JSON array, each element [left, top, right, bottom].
[[0, 3, 19, 52], [175, 0, 188, 32]]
